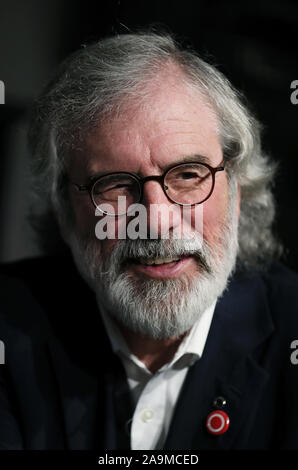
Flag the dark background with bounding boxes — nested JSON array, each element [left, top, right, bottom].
[[0, 0, 297, 271]]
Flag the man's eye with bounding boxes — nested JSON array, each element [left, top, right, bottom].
[[104, 183, 133, 191], [93, 183, 136, 196], [177, 172, 199, 180]]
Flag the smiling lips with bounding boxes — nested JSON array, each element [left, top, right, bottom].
[[128, 255, 194, 279], [139, 256, 181, 265]]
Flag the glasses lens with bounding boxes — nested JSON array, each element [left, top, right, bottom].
[[165, 163, 213, 204], [92, 174, 140, 215]]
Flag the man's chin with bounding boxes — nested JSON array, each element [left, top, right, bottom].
[[94, 269, 218, 340]]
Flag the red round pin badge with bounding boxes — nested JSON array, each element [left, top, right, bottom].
[[206, 410, 230, 435]]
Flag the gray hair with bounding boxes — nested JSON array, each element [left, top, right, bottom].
[[28, 31, 282, 270]]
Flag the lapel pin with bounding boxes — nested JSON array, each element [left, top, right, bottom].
[[213, 396, 227, 408], [206, 410, 230, 435]]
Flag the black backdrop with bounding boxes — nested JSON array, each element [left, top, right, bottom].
[[0, 0, 297, 272]]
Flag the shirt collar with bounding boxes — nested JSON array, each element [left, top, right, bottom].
[[98, 297, 217, 373]]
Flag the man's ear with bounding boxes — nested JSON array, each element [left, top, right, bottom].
[[237, 183, 241, 220]]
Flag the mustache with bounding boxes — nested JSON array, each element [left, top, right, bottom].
[[106, 237, 212, 274]]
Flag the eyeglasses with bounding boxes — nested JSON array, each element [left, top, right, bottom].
[[72, 160, 225, 216]]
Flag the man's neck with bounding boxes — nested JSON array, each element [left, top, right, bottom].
[[115, 319, 188, 374]]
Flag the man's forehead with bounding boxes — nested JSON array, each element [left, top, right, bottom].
[[89, 89, 217, 146], [71, 81, 220, 174]]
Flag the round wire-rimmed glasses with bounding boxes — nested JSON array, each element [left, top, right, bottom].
[[72, 160, 225, 215]]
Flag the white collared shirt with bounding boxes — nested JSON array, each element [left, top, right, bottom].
[[99, 300, 217, 450]]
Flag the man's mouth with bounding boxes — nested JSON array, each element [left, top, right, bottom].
[[125, 255, 195, 279], [138, 256, 182, 265]]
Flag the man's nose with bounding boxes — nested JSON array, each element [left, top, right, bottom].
[[141, 180, 180, 238]]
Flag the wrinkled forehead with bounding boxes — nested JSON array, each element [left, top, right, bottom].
[[103, 73, 218, 134], [68, 77, 221, 175]]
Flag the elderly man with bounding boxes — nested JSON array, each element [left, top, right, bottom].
[[0, 31, 297, 451]]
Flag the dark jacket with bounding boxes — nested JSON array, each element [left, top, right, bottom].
[[0, 255, 297, 450]]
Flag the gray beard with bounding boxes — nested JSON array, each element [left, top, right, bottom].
[[68, 183, 239, 340]]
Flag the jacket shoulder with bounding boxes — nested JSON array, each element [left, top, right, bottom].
[[261, 263, 298, 334], [263, 262, 298, 286], [236, 262, 298, 307], [261, 262, 298, 309], [0, 255, 103, 362], [0, 260, 54, 348]]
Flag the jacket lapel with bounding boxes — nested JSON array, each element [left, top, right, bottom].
[[47, 335, 102, 449], [164, 272, 274, 450], [45, 265, 115, 450], [48, 333, 133, 450]]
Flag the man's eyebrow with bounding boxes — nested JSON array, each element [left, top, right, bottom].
[[178, 154, 211, 165], [85, 154, 212, 182], [86, 170, 114, 183], [159, 154, 212, 170]]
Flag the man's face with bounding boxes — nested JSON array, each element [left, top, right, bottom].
[[66, 78, 239, 339]]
